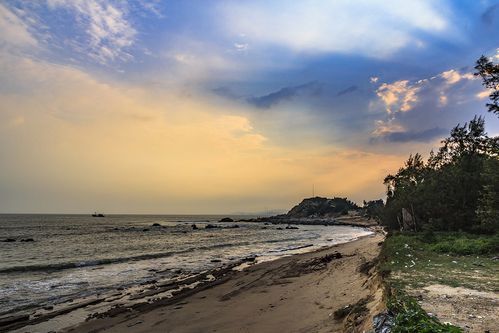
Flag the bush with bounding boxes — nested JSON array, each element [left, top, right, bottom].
[[388, 292, 462, 333]]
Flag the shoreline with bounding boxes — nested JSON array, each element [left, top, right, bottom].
[[2, 227, 383, 333], [62, 231, 385, 333]]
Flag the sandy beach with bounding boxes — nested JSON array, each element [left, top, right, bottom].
[[64, 232, 385, 333]]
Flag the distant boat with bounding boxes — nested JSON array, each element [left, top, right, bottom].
[[92, 212, 105, 217]]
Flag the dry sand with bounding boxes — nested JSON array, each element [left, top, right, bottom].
[[63, 232, 385, 333]]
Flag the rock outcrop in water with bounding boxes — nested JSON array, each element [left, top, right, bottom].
[[240, 196, 377, 227]]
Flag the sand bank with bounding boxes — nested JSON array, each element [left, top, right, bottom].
[[64, 232, 385, 333]]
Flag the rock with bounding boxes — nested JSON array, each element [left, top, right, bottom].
[[142, 228, 150, 232], [276, 227, 283, 230], [286, 197, 358, 218], [191, 224, 198, 230], [0, 314, 30, 327], [127, 320, 143, 328], [285, 226, 299, 229], [219, 217, 234, 222], [372, 310, 395, 333], [205, 224, 219, 229], [20, 238, 35, 242], [229, 224, 239, 228], [152, 223, 161, 227], [43, 305, 54, 311], [210, 259, 222, 263], [2, 238, 16, 242]]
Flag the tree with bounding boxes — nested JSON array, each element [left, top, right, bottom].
[[363, 199, 384, 220], [476, 158, 499, 232], [474, 55, 499, 116], [381, 120, 496, 232]]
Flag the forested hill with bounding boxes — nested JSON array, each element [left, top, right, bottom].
[[285, 197, 358, 218]]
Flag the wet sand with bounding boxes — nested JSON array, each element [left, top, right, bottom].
[[64, 232, 385, 333]]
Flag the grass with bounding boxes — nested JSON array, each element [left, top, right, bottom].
[[378, 231, 499, 332], [427, 233, 498, 256], [378, 232, 499, 291], [387, 292, 462, 333]]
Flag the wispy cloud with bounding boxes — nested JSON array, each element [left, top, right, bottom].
[[336, 85, 358, 97], [220, 0, 451, 58], [0, 3, 38, 49], [246, 82, 322, 109], [372, 127, 447, 143], [47, 0, 137, 63]]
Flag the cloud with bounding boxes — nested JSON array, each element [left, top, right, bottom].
[[481, 4, 499, 25], [370, 66, 489, 145], [372, 120, 405, 137], [212, 86, 243, 100], [376, 80, 420, 114], [373, 127, 447, 143], [0, 4, 38, 49], [46, 0, 137, 63], [337, 85, 358, 96], [440, 69, 475, 85], [219, 0, 450, 58], [0, 54, 407, 213], [246, 81, 322, 109], [476, 89, 492, 99]]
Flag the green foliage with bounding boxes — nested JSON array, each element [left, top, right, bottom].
[[380, 56, 499, 233], [379, 232, 498, 332], [382, 117, 498, 232], [476, 158, 499, 233], [428, 234, 499, 256], [388, 292, 462, 333], [363, 199, 384, 220], [379, 233, 499, 292], [287, 197, 358, 218], [474, 55, 499, 116]]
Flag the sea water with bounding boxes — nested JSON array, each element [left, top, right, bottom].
[[0, 214, 372, 316]]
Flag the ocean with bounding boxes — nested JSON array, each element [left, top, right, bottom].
[[0, 214, 372, 318]]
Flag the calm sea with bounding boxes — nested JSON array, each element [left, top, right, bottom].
[[0, 214, 372, 316]]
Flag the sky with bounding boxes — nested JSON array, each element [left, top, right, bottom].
[[1, 0, 499, 214]]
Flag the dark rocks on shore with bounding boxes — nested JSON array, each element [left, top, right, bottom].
[[43, 305, 54, 311], [2, 238, 16, 242], [372, 310, 395, 332], [205, 224, 219, 229], [276, 227, 283, 230], [152, 223, 161, 227], [0, 314, 30, 328], [229, 224, 239, 228], [191, 224, 198, 230], [210, 259, 222, 263], [20, 238, 35, 242], [285, 226, 299, 229], [142, 228, 150, 232], [219, 217, 234, 222]]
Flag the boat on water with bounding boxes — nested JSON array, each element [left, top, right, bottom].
[[92, 212, 105, 217]]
